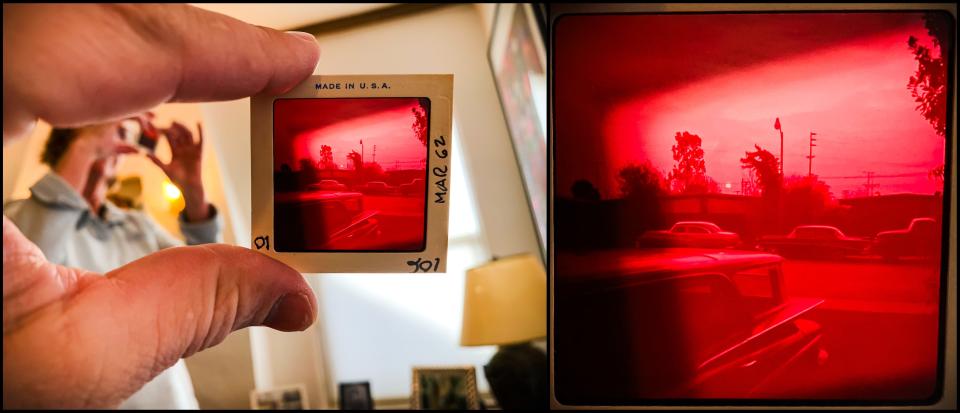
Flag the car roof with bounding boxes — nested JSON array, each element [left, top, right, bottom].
[[275, 191, 361, 203], [674, 221, 719, 226], [793, 225, 839, 230], [557, 248, 781, 290]]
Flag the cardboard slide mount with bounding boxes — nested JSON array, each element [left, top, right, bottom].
[[251, 75, 453, 273]]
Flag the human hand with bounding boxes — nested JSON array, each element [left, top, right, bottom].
[[3, 3, 320, 408], [3, 216, 315, 408], [148, 121, 209, 220]]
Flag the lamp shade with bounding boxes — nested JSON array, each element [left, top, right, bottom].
[[460, 253, 546, 346]]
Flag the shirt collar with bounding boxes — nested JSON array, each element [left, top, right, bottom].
[[30, 172, 89, 210], [100, 200, 127, 224], [30, 172, 127, 225]]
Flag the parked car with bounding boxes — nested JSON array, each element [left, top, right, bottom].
[[398, 178, 426, 196], [306, 179, 347, 192], [872, 217, 941, 261], [637, 221, 741, 249], [757, 225, 870, 259], [274, 191, 380, 251], [358, 181, 396, 195], [555, 248, 826, 402]]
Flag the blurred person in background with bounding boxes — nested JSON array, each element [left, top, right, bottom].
[[4, 117, 219, 409]]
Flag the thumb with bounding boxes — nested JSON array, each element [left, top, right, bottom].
[[104, 244, 316, 357], [2, 243, 315, 408]]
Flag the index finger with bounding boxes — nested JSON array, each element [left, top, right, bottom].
[[3, 4, 319, 143]]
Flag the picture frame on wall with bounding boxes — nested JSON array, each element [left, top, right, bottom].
[[488, 3, 549, 259], [249, 384, 309, 410], [338, 381, 374, 410], [410, 366, 481, 410]]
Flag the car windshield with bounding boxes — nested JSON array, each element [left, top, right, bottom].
[[675, 222, 720, 233], [793, 227, 840, 239]]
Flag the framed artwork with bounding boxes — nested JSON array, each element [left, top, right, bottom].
[[410, 366, 480, 410], [249, 384, 309, 410], [488, 3, 548, 258], [338, 381, 374, 410]]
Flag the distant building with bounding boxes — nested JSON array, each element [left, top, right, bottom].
[[839, 193, 944, 236]]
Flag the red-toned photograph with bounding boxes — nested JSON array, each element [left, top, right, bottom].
[[273, 98, 430, 252], [553, 11, 952, 404]]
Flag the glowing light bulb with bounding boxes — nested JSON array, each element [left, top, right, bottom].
[[163, 180, 182, 201]]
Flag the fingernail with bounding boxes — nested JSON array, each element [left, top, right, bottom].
[[285, 31, 317, 43], [264, 292, 313, 331]]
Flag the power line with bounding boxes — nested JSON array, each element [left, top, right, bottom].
[[818, 172, 930, 179]]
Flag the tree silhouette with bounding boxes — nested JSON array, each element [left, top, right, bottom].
[[907, 12, 951, 139], [298, 158, 317, 172], [320, 145, 335, 169], [364, 162, 385, 180], [783, 175, 835, 228], [907, 12, 952, 182], [347, 151, 362, 171], [668, 131, 707, 194], [412, 105, 428, 146], [740, 145, 781, 198], [619, 162, 666, 199], [617, 162, 667, 244], [571, 180, 601, 201]]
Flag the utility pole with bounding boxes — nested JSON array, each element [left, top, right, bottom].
[[807, 131, 817, 177], [773, 117, 786, 232], [863, 171, 878, 196], [774, 118, 784, 177]]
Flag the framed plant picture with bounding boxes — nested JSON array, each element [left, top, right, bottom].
[[410, 366, 480, 410]]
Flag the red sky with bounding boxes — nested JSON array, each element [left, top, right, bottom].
[[274, 98, 428, 171], [555, 12, 949, 198]]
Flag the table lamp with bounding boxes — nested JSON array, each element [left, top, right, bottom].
[[460, 253, 547, 410]]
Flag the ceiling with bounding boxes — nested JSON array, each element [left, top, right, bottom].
[[190, 3, 394, 31]]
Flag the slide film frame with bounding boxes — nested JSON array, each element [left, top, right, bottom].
[[548, 2, 956, 410], [252, 74, 453, 274]]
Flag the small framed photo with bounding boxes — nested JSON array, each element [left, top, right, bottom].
[[251, 74, 453, 273], [249, 384, 309, 410], [338, 381, 374, 410], [410, 366, 480, 410]]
